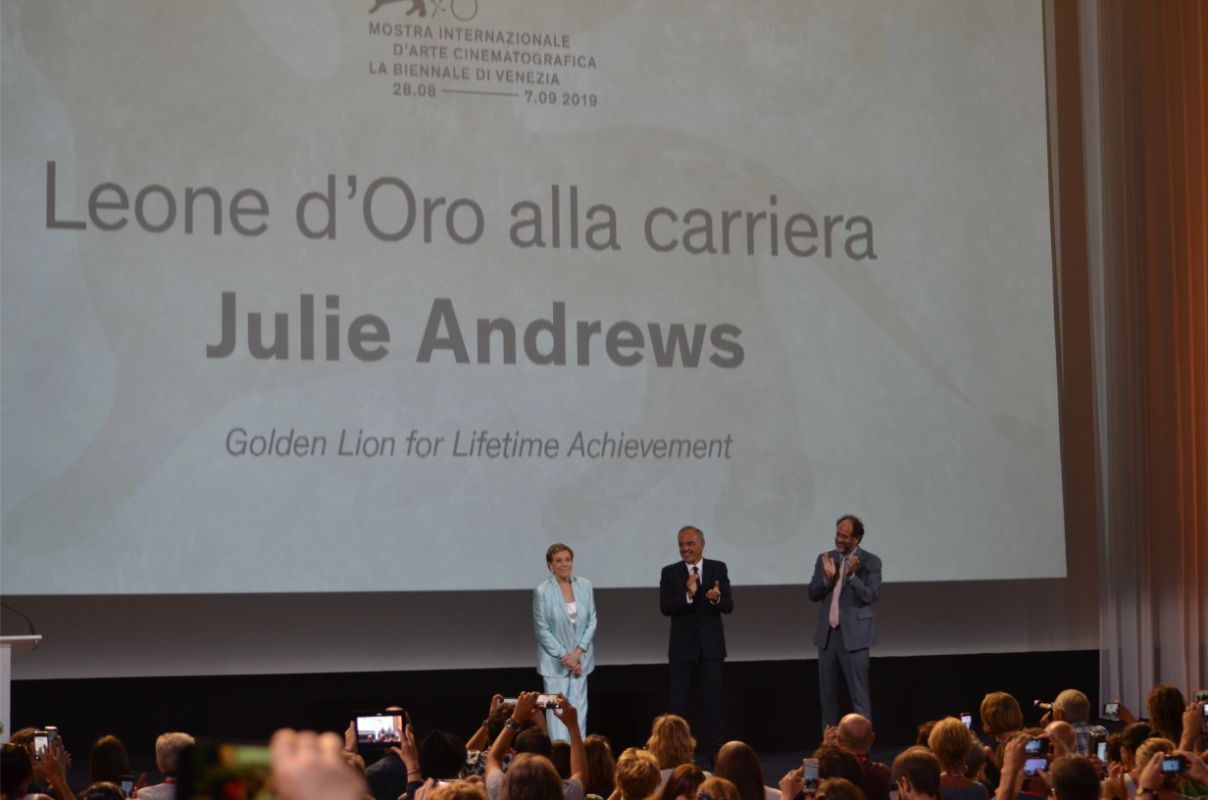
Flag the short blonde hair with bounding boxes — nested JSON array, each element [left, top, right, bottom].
[[927, 718, 973, 772], [430, 779, 488, 800], [979, 692, 1024, 737], [1053, 690, 1091, 723], [646, 714, 696, 769], [154, 732, 195, 776], [615, 748, 660, 800], [1133, 738, 1175, 773]]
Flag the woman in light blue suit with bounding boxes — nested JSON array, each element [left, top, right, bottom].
[[532, 542, 597, 740]]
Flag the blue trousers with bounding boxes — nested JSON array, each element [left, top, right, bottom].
[[541, 671, 589, 740]]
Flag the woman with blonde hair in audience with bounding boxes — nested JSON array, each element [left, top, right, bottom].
[[927, 718, 987, 800], [1129, 739, 1179, 800], [647, 715, 699, 790], [712, 741, 780, 800], [614, 748, 662, 800], [697, 777, 742, 800], [659, 764, 707, 800]]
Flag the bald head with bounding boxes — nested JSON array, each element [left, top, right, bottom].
[[1045, 722, 1076, 753], [838, 714, 875, 754]]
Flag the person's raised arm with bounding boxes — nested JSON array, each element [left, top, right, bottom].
[[467, 694, 506, 751], [39, 738, 77, 800], [1179, 703, 1204, 753], [488, 692, 539, 777], [995, 734, 1027, 800], [552, 694, 587, 786]]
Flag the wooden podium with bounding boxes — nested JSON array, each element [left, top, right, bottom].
[[1, 635, 41, 743]]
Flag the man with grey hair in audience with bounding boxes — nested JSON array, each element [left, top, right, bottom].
[[1044, 689, 1106, 756], [136, 731, 196, 800]]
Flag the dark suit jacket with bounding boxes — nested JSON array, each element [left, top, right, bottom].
[[807, 546, 882, 650], [660, 558, 734, 660]]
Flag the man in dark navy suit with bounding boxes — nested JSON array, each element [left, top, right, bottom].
[[660, 525, 734, 761], [808, 514, 882, 732]]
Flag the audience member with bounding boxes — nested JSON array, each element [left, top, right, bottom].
[[660, 764, 707, 800], [137, 731, 195, 800], [485, 692, 585, 800], [836, 714, 891, 800], [615, 748, 661, 800], [1044, 722, 1076, 756], [712, 741, 779, 800], [89, 735, 133, 786], [584, 735, 618, 798], [1046, 756, 1098, 800], [980, 694, 1025, 759], [1, 743, 37, 800], [78, 783, 125, 800], [698, 777, 742, 800], [429, 779, 489, 800], [1144, 686, 1185, 745], [1046, 691, 1106, 757], [893, 748, 942, 800], [816, 778, 866, 800], [928, 718, 987, 800], [648, 715, 700, 790], [552, 741, 573, 780], [814, 745, 864, 787]]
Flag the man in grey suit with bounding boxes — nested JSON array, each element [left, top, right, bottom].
[[808, 514, 882, 731]]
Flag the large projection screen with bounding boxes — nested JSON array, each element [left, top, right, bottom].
[[2, 0, 1064, 596]]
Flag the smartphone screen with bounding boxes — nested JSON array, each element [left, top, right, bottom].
[[1103, 702, 1119, 717], [803, 758, 820, 794], [33, 734, 49, 758], [1096, 741, 1107, 761], [536, 693, 561, 709], [1024, 757, 1047, 777], [960, 713, 972, 728], [120, 775, 135, 796], [355, 713, 405, 745], [1161, 756, 1183, 774]]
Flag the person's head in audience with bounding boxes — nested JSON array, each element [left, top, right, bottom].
[[550, 741, 572, 780], [422, 730, 469, 780], [1133, 739, 1176, 787], [979, 693, 1024, 741], [504, 754, 564, 800], [660, 764, 707, 800], [486, 704, 518, 745], [891, 748, 941, 800], [515, 729, 554, 759], [837, 714, 875, 756], [712, 741, 766, 800], [816, 778, 866, 800], [1047, 756, 1099, 800], [1044, 721, 1077, 754], [697, 777, 742, 800], [90, 734, 132, 784], [927, 718, 974, 776], [963, 740, 986, 781], [814, 745, 863, 786], [915, 721, 938, 747], [431, 779, 489, 800], [1051, 690, 1091, 724], [1118, 722, 1153, 770], [156, 731, 196, 778], [646, 715, 696, 770], [79, 783, 125, 800], [1105, 733, 1123, 766], [1, 743, 34, 800], [1145, 685, 1184, 743], [615, 747, 661, 800], [585, 735, 617, 798]]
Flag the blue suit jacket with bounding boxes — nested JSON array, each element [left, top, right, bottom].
[[807, 546, 881, 651], [532, 575, 597, 678]]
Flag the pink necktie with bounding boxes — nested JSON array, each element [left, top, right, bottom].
[[828, 556, 847, 628]]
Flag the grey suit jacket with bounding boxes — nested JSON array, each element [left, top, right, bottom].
[[807, 546, 882, 650]]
